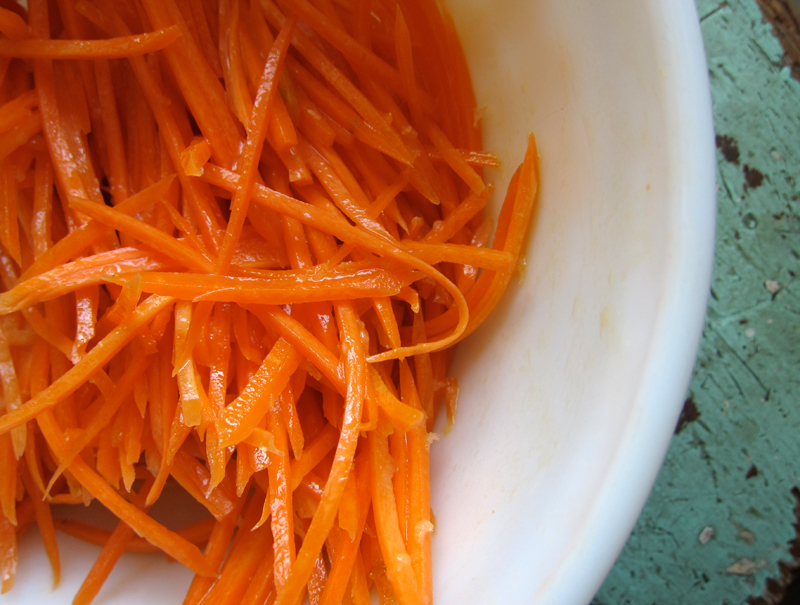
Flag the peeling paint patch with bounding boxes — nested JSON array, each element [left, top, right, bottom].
[[700, 526, 717, 544], [675, 396, 701, 434], [744, 164, 766, 189], [717, 134, 742, 163], [729, 558, 762, 575]]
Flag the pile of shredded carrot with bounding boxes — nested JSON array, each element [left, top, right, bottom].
[[0, 0, 538, 602]]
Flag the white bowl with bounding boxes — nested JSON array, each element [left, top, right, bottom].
[[7, 0, 716, 603], [432, 1, 715, 604]]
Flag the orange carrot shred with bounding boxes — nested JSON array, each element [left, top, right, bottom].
[[0, 1, 539, 602]]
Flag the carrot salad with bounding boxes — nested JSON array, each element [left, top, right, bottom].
[[0, 0, 538, 602]]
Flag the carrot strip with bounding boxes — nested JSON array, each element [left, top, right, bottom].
[[289, 423, 338, 491], [0, 508, 16, 594], [0, 7, 29, 40], [427, 124, 485, 195], [0, 248, 171, 314], [218, 0, 252, 127], [0, 112, 42, 165], [402, 241, 512, 272], [0, 433, 17, 527], [199, 512, 273, 605], [69, 198, 215, 273], [19, 173, 177, 282], [0, 90, 38, 134], [394, 5, 425, 131], [265, 403, 294, 590], [0, 0, 537, 599], [217, 337, 301, 447], [307, 551, 327, 605], [279, 0, 431, 111], [319, 452, 371, 605], [0, 295, 175, 435], [203, 165, 471, 361], [420, 187, 490, 245], [0, 27, 182, 59], [426, 147, 500, 168], [54, 517, 215, 552], [238, 542, 276, 605], [370, 366, 424, 433], [274, 301, 365, 605], [44, 353, 151, 496], [71, 285, 99, 362], [216, 14, 296, 272], [261, 0, 414, 165], [71, 476, 156, 605], [0, 327, 25, 457], [169, 447, 238, 520], [94, 59, 129, 205], [36, 409, 216, 576], [182, 506, 244, 604], [400, 361, 432, 604], [350, 550, 372, 605], [368, 428, 423, 605], [127, 263, 416, 304]]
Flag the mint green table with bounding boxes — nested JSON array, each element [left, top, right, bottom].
[[594, 1, 800, 603]]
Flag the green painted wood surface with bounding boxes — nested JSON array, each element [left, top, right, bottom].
[[593, 1, 800, 603]]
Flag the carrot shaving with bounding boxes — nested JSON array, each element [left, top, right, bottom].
[[0, 1, 539, 602], [0, 27, 182, 59]]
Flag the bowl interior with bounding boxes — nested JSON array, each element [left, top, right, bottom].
[[431, 1, 714, 603]]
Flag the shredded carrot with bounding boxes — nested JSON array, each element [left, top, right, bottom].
[[0, 1, 539, 603], [0, 27, 182, 59]]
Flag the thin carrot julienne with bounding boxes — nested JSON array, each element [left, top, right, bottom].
[[0, 1, 539, 604], [0, 27, 182, 59]]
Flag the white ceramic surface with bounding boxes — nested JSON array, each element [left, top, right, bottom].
[[2, 0, 716, 603], [432, 1, 715, 604]]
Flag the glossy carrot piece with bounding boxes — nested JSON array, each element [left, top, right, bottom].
[[0, 295, 175, 435], [0, 7, 29, 40], [0, 0, 539, 599], [36, 408, 215, 576], [368, 428, 423, 605], [0, 90, 37, 135], [274, 302, 365, 605], [71, 476, 155, 605], [218, 337, 301, 447], [265, 404, 295, 590], [0, 27, 181, 59], [54, 517, 215, 553], [0, 509, 16, 594], [400, 362, 432, 604], [319, 453, 371, 605], [216, 14, 296, 272], [182, 503, 245, 604]]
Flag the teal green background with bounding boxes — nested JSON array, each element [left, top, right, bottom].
[[593, 1, 800, 603]]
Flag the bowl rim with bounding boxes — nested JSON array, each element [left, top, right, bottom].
[[533, 2, 717, 603]]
